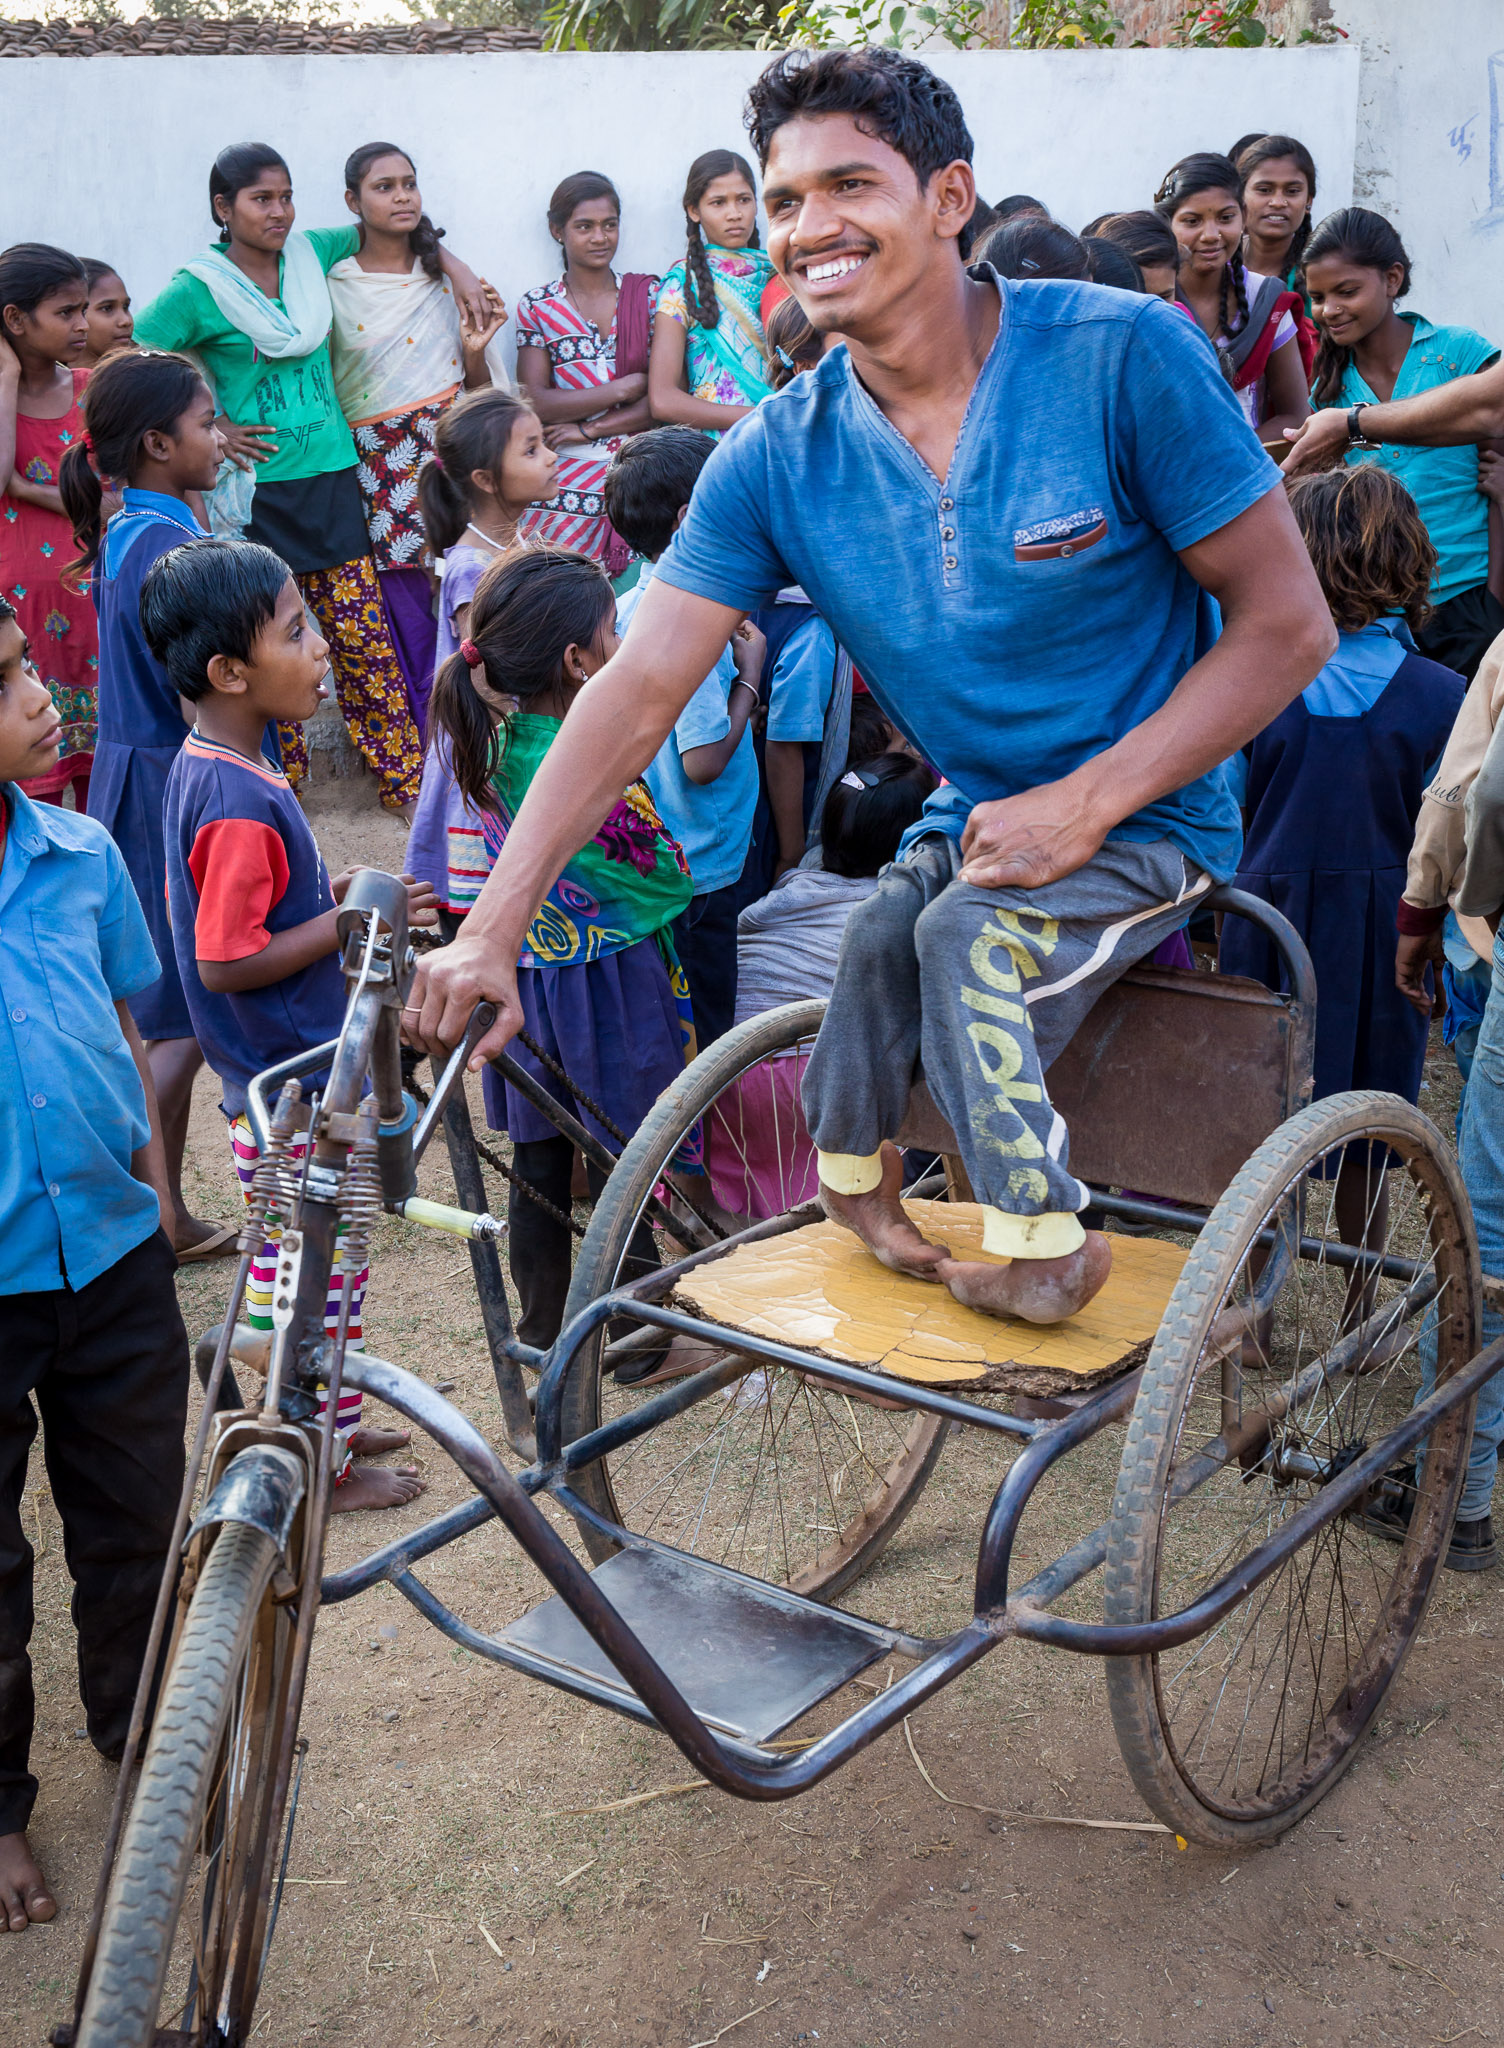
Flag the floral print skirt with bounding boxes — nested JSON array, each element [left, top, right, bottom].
[[352, 399, 447, 574]]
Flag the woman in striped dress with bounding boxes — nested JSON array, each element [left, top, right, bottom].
[[514, 172, 657, 575]]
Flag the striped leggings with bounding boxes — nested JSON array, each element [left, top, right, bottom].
[[230, 1117, 366, 1452]]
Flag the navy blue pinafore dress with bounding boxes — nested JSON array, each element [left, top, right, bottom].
[[1219, 624, 1465, 1108], [88, 489, 209, 1040]]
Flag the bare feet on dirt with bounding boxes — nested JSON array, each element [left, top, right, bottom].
[[936, 1232, 1113, 1326], [819, 1143, 951, 1279], [0, 1832, 56, 1930], [331, 1464, 427, 1513], [347, 1425, 412, 1458]]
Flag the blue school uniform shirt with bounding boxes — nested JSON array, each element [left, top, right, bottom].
[[765, 606, 838, 746], [95, 489, 207, 746], [1325, 314, 1500, 608], [618, 560, 758, 896], [164, 730, 344, 1117], [0, 786, 163, 1293], [657, 271, 1280, 884]]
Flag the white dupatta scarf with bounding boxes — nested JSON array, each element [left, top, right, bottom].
[[181, 232, 333, 359], [326, 256, 511, 426]]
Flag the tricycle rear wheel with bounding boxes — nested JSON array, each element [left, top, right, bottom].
[[1104, 1092, 1479, 1848]]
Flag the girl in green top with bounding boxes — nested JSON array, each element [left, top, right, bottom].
[[134, 144, 475, 813], [432, 544, 695, 1350], [648, 150, 775, 438]]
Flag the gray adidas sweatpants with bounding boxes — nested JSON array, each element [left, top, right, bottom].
[[801, 835, 1212, 1219]]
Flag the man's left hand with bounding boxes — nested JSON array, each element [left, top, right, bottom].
[[959, 782, 1109, 892]]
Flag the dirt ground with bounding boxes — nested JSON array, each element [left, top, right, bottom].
[[7, 772, 1504, 2048]]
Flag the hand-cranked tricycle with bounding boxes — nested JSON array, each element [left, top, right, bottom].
[[56, 867, 1502, 2047]]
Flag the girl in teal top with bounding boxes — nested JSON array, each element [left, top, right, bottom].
[[1304, 205, 1502, 679], [648, 149, 775, 438]]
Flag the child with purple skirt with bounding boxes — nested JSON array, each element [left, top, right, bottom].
[[429, 544, 695, 1350]]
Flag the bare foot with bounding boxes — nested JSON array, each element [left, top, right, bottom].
[[0, 1832, 56, 1930], [347, 1425, 412, 1458], [330, 1465, 427, 1513], [936, 1232, 1114, 1326], [819, 1142, 950, 1279]]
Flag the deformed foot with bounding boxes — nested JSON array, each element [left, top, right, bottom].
[[346, 1426, 412, 1458], [819, 1143, 951, 1280], [936, 1232, 1114, 1326], [330, 1464, 427, 1513], [0, 1832, 56, 1931]]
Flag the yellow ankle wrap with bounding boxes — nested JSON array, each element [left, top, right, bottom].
[[981, 1207, 1087, 1260], [817, 1149, 885, 1196]]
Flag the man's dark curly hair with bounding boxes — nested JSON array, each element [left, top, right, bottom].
[[745, 49, 973, 188]]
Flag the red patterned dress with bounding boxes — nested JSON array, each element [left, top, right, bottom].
[[514, 275, 658, 565], [2, 368, 98, 802]]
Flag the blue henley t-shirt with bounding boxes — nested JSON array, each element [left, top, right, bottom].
[[654, 270, 1282, 884]]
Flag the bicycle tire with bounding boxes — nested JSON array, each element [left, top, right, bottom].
[[559, 1002, 949, 1600], [77, 1521, 285, 2048], [1104, 1092, 1478, 1848]]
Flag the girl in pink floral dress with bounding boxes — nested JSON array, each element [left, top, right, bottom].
[[515, 171, 658, 572], [0, 245, 98, 806]]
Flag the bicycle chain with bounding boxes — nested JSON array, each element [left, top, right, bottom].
[[514, 1028, 630, 1148], [404, 1057, 584, 1237]]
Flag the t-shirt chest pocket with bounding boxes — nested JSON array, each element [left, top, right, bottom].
[[30, 903, 122, 1053], [1013, 504, 1109, 564]]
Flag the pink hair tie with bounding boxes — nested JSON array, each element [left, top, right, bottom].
[[430, 453, 444, 472], [460, 638, 482, 669]]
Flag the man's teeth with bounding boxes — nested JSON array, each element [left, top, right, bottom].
[[806, 254, 864, 283]]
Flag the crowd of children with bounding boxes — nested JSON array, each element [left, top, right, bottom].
[[1, 74, 1503, 1931]]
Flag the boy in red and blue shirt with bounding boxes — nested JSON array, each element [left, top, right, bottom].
[[146, 537, 434, 1515]]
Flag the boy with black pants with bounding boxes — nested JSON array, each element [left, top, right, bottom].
[[0, 595, 187, 1931]]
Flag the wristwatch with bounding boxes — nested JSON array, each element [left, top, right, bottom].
[[1346, 402, 1380, 450]]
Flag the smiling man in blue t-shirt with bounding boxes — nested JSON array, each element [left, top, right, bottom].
[[411, 48, 1334, 1326]]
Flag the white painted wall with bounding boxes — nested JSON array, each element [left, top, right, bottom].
[[4, 46, 1359, 343], [1351, 0, 1503, 339]]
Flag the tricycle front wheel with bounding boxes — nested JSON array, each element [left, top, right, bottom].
[[1104, 1092, 1479, 1848]]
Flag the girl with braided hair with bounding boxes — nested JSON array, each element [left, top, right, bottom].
[[1154, 151, 1310, 450], [56, 348, 234, 1260], [648, 149, 775, 436], [430, 546, 695, 1350]]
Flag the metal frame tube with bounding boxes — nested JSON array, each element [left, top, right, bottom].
[[335, 1345, 1002, 1798], [1007, 1333, 1504, 1655], [428, 1048, 536, 1456]]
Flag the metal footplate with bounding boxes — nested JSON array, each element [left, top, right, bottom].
[[499, 1544, 900, 1744]]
